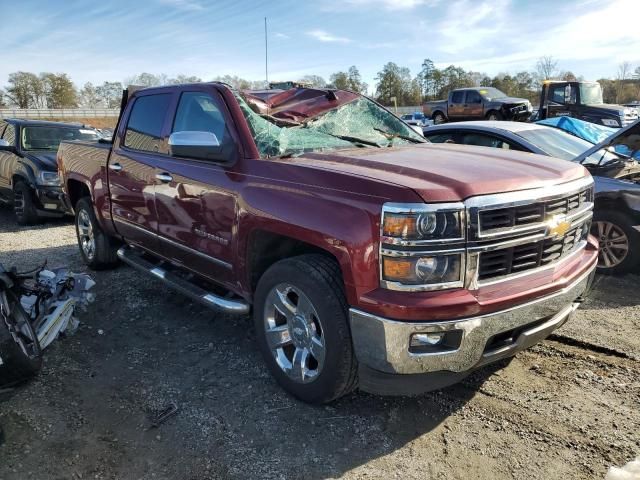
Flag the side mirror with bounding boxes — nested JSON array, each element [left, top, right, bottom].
[[0, 139, 13, 151], [168, 131, 235, 164]]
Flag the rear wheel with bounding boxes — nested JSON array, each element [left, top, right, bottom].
[[254, 254, 357, 404], [486, 111, 503, 121], [433, 112, 446, 125], [591, 209, 640, 274], [13, 181, 39, 225], [75, 197, 119, 270], [0, 290, 42, 387]]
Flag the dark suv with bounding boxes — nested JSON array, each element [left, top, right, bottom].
[[0, 119, 99, 224]]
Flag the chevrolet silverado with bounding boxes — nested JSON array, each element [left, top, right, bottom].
[[58, 83, 598, 403]]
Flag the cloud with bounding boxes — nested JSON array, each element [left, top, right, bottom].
[[345, 0, 427, 10], [274, 32, 290, 39], [158, 0, 204, 11], [306, 29, 351, 43]]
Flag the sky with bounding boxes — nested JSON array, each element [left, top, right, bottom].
[[2, 0, 640, 93]]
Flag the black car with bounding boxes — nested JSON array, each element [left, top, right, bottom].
[[423, 120, 640, 274], [0, 119, 99, 224]]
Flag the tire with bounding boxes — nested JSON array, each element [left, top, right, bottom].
[[591, 209, 640, 274], [253, 254, 358, 404], [433, 112, 447, 125], [13, 181, 39, 226], [75, 197, 119, 270], [486, 111, 503, 121], [0, 291, 42, 387]]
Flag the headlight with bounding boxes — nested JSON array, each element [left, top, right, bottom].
[[382, 203, 464, 242], [381, 252, 463, 286], [601, 118, 620, 127], [38, 171, 61, 186], [380, 203, 465, 291]]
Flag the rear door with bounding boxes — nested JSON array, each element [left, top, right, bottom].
[[108, 92, 173, 252], [448, 91, 465, 119], [153, 87, 239, 287], [464, 90, 483, 119]]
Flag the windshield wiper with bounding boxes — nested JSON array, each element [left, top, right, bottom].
[[374, 127, 424, 144], [322, 133, 382, 148]]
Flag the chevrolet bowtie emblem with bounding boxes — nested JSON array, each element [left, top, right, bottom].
[[547, 215, 571, 237]]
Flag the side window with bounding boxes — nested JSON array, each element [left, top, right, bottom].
[[461, 133, 511, 149], [3, 124, 16, 146], [425, 132, 457, 144], [549, 85, 566, 104], [124, 94, 172, 153], [451, 91, 465, 104], [465, 91, 482, 104], [172, 92, 227, 142]]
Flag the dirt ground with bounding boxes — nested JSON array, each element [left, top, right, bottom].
[[0, 207, 638, 480]]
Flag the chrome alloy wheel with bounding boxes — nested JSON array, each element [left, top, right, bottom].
[[593, 221, 629, 268], [263, 283, 326, 384], [77, 209, 96, 260]]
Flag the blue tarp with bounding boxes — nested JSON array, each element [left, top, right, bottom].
[[536, 117, 615, 144], [536, 116, 639, 159]]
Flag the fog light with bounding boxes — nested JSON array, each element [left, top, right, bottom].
[[411, 332, 445, 347]]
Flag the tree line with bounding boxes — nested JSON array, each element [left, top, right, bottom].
[[1, 57, 639, 109]]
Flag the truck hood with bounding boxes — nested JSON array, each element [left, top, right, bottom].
[[498, 96, 529, 104], [583, 104, 626, 116], [23, 152, 58, 171], [296, 143, 587, 202]]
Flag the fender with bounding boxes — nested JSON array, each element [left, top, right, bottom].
[[235, 178, 403, 306], [12, 161, 37, 188]]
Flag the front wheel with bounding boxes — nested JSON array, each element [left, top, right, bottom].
[[591, 209, 640, 274], [75, 197, 119, 270], [0, 290, 42, 387], [253, 255, 358, 404], [13, 181, 39, 225], [486, 111, 503, 121]]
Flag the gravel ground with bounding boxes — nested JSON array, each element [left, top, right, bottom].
[[0, 206, 638, 480]]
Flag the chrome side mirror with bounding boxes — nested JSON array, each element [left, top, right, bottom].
[[168, 131, 235, 164]]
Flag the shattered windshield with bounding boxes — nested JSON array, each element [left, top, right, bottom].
[[235, 92, 426, 158]]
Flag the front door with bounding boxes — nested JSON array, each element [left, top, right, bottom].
[[463, 90, 484, 119], [544, 83, 576, 119], [108, 92, 173, 252], [154, 89, 238, 288]]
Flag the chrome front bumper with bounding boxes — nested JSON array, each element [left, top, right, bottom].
[[349, 264, 596, 375]]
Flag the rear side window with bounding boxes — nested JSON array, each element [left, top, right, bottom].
[[451, 91, 465, 103], [3, 124, 16, 146], [124, 94, 172, 153]]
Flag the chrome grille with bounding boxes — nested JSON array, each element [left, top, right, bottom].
[[466, 177, 595, 286], [478, 188, 590, 236], [477, 223, 590, 281]]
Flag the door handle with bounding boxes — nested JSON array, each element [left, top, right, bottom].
[[156, 172, 173, 183], [109, 163, 123, 172]]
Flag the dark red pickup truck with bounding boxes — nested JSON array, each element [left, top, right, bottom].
[[58, 83, 598, 403]]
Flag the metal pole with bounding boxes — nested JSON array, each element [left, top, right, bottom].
[[264, 17, 268, 88]]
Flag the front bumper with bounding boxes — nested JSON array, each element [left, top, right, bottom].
[[350, 262, 596, 379], [34, 185, 69, 215]]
